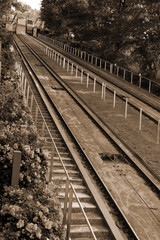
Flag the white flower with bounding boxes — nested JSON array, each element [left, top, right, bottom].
[[43, 219, 52, 229], [36, 228, 42, 239], [26, 223, 34, 233], [31, 163, 35, 168], [27, 176, 31, 182], [33, 217, 38, 222], [19, 173, 24, 180], [27, 195, 33, 200], [16, 219, 24, 228], [36, 156, 41, 163], [38, 211, 43, 217]]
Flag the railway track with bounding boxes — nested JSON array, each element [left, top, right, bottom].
[[37, 34, 160, 114], [13, 34, 160, 240], [33, 34, 160, 181]]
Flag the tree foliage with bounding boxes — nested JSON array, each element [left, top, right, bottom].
[[40, 0, 160, 79]]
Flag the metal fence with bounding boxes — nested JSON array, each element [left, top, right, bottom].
[[38, 33, 160, 97]]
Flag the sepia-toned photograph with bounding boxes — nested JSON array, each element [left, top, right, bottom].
[[0, 1, 160, 239]]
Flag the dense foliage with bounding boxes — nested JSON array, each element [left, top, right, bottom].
[[0, 2, 65, 239], [0, 70, 65, 240], [41, 0, 160, 79]]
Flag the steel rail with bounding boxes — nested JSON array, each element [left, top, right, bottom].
[[22, 35, 160, 188], [16, 35, 145, 239], [31, 35, 160, 184], [15, 34, 159, 239], [36, 34, 160, 113], [13, 38, 100, 240]]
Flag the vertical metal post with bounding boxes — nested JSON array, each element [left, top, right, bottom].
[[139, 108, 142, 130], [71, 63, 73, 75], [95, 57, 97, 66], [91, 55, 93, 64], [101, 83, 104, 99], [149, 80, 151, 93], [76, 66, 78, 78], [139, 74, 142, 88], [81, 69, 83, 83], [63, 179, 70, 225], [88, 54, 90, 62], [60, 56, 62, 66], [100, 59, 102, 68], [131, 72, 133, 84], [123, 69, 126, 80], [63, 58, 65, 68], [67, 61, 69, 71], [113, 91, 116, 108], [104, 84, 106, 100], [11, 151, 22, 186], [125, 97, 128, 119], [117, 67, 119, 77], [57, 54, 59, 63], [157, 120, 160, 145], [49, 145, 55, 182], [110, 64, 113, 74], [104, 61, 107, 71], [35, 105, 39, 125], [86, 73, 89, 88], [66, 188, 73, 240], [41, 121, 45, 136], [93, 78, 96, 92]]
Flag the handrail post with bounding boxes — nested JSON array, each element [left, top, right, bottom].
[[63, 179, 70, 225], [41, 121, 45, 136], [131, 72, 133, 84], [125, 97, 128, 119], [76, 66, 78, 78], [81, 69, 83, 83], [117, 66, 119, 77], [35, 105, 39, 125], [110, 64, 113, 74], [139, 108, 142, 130], [123, 69, 126, 80], [63, 57, 66, 68], [93, 78, 96, 92], [49, 145, 55, 182], [113, 90, 116, 108], [66, 188, 73, 240], [67, 61, 70, 71], [101, 83, 104, 99], [149, 80, 151, 93], [71, 63, 73, 75], [139, 74, 142, 88], [87, 73, 89, 88]]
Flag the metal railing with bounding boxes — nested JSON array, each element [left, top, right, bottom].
[[38, 33, 160, 97], [15, 61, 97, 240], [28, 38, 160, 145]]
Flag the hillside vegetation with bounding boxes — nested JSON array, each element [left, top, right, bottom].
[[41, 0, 160, 80]]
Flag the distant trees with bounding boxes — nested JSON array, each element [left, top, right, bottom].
[[41, 0, 160, 79]]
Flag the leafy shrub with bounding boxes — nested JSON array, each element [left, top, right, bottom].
[[0, 184, 65, 240]]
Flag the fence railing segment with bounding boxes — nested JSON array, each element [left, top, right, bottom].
[[38, 34, 160, 97]]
